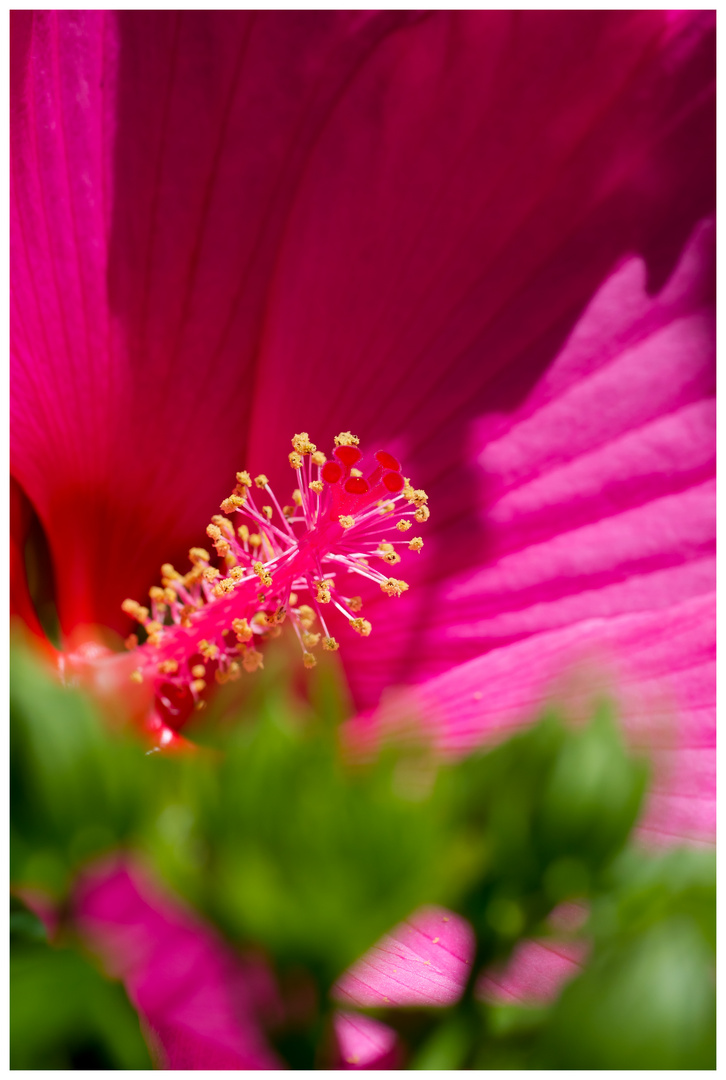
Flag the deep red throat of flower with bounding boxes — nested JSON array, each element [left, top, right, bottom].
[[106, 432, 428, 746]]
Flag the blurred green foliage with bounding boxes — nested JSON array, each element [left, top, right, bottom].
[[10, 636, 715, 1069]]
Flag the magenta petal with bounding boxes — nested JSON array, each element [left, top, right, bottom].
[[333, 906, 475, 1009], [333, 1011, 401, 1070], [74, 858, 280, 1069], [344, 593, 715, 847]]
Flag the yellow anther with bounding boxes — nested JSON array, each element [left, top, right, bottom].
[[161, 562, 182, 583], [292, 432, 317, 455], [282, 505, 295, 518], [253, 561, 273, 587], [149, 585, 166, 603], [159, 659, 178, 674], [184, 565, 204, 586], [289, 592, 298, 606], [381, 578, 409, 597], [242, 648, 264, 673], [348, 596, 363, 612], [191, 664, 206, 679], [236, 470, 252, 488], [163, 587, 176, 605], [121, 599, 149, 623], [315, 580, 331, 604], [322, 637, 339, 651], [189, 547, 210, 565], [262, 505, 273, 520], [289, 451, 303, 470], [232, 617, 253, 643], [202, 566, 221, 582], [229, 565, 245, 581], [349, 617, 372, 637], [254, 474, 268, 489], [199, 640, 219, 660], [396, 520, 412, 532], [180, 605, 195, 628], [146, 620, 163, 637], [302, 631, 321, 649], [297, 604, 316, 629], [191, 678, 206, 694], [224, 552, 237, 569], [206, 524, 222, 540], [249, 533, 262, 548], [338, 515, 355, 529], [414, 504, 431, 523], [310, 480, 323, 494], [311, 451, 326, 466], [221, 494, 245, 514], [383, 550, 402, 565], [292, 488, 303, 506], [129, 669, 144, 684], [238, 524, 250, 542], [212, 578, 235, 597], [302, 651, 317, 669], [379, 501, 395, 514], [334, 431, 360, 447], [266, 606, 287, 626], [124, 634, 138, 650], [211, 515, 234, 535], [408, 536, 424, 552], [227, 660, 241, 682], [410, 488, 428, 506]]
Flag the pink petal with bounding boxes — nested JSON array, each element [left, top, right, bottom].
[[74, 857, 280, 1069], [333, 906, 475, 1009], [344, 593, 715, 847], [333, 1011, 401, 1069]]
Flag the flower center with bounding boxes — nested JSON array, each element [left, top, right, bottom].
[[121, 432, 429, 737]]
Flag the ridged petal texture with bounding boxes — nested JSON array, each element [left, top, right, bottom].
[[11, 8, 714, 1061]]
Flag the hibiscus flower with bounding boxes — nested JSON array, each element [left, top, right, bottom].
[[11, 9, 715, 1069]]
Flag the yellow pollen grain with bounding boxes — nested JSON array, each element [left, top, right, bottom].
[[159, 659, 178, 674], [161, 562, 181, 582], [350, 467, 363, 478], [414, 505, 430, 523], [236, 470, 252, 487], [322, 636, 339, 651], [302, 651, 317, 669], [253, 561, 273, 587], [206, 524, 222, 540], [229, 566, 245, 581], [149, 585, 166, 603], [232, 618, 253, 643], [396, 520, 412, 532], [409, 536, 424, 552], [199, 640, 219, 660], [349, 617, 372, 637], [202, 566, 221, 582], [297, 604, 316, 629], [129, 669, 143, 684], [221, 494, 245, 514], [191, 664, 206, 679], [381, 578, 408, 598], [189, 547, 210, 565], [315, 580, 331, 603], [311, 450, 326, 466], [432, 937, 440, 944], [242, 648, 264, 673], [310, 479, 323, 494], [302, 631, 321, 649], [254, 474, 268, 489], [338, 515, 355, 529], [212, 579, 235, 597], [292, 432, 317, 455], [289, 451, 303, 470], [334, 431, 360, 447], [348, 596, 363, 612]]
